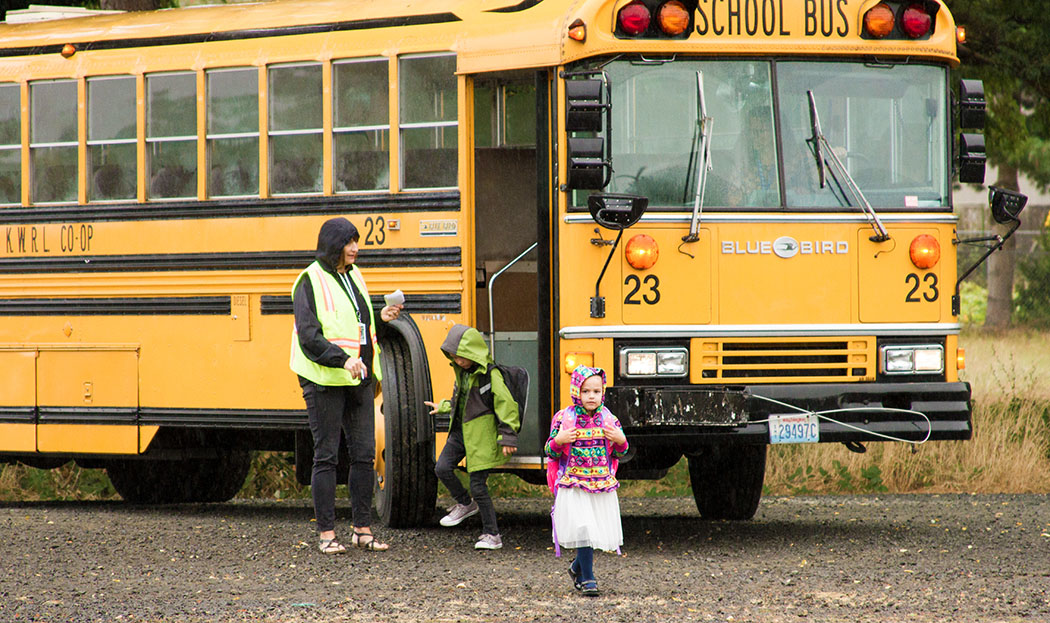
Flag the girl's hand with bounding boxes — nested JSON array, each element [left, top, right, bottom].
[[603, 420, 626, 446], [553, 427, 576, 446], [423, 400, 439, 415], [501, 445, 517, 456]]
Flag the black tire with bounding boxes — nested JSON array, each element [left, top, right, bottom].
[[107, 451, 251, 504], [687, 444, 767, 520], [374, 333, 437, 528]]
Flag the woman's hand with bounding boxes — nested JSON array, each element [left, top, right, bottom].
[[603, 420, 627, 446], [343, 357, 368, 380], [380, 304, 403, 323]]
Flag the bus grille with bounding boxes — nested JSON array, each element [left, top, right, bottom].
[[696, 338, 874, 383]]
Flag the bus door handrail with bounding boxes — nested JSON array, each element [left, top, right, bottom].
[[486, 241, 538, 357]]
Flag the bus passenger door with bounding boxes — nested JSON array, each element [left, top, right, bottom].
[[471, 71, 544, 459]]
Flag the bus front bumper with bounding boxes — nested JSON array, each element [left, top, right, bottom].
[[605, 381, 972, 444]]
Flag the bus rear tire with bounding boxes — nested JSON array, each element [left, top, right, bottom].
[[106, 451, 251, 504], [687, 444, 766, 520], [374, 322, 436, 528]]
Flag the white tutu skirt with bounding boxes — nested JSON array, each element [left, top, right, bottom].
[[552, 487, 623, 552]]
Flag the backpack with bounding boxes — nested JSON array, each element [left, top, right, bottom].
[[481, 362, 529, 425]]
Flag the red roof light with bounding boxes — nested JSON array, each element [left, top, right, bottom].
[[900, 4, 932, 38], [618, 2, 651, 36]]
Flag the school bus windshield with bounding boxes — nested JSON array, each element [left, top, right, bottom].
[[583, 59, 948, 211]]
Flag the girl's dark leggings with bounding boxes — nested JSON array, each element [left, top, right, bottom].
[[572, 546, 595, 582]]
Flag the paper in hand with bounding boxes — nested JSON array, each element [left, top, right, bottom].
[[384, 289, 405, 306]]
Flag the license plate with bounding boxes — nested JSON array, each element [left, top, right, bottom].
[[768, 413, 820, 444]]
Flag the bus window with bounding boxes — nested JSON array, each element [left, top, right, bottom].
[[29, 79, 77, 204], [333, 58, 389, 192], [269, 63, 322, 195], [88, 76, 137, 202], [147, 71, 197, 200], [206, 67, 259, 198], [0, 83, 20, 205], [574, 59, 776, 209], [399, 53, 457, 190], [777, 62, 948, 209]]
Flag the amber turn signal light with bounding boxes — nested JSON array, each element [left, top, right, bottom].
[[564, 351, 594, 373], [625, 234, 659, 270], [909, 234, 940, 269]]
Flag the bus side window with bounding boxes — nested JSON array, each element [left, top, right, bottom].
[[333, 58, 390, 193], [0, 83, 20, 205], [147, 71, 197, 200], [269, 63, 322, 195], [206, 67, 259, 198], [88, 75, 137, 202], [29, 79, 78, 204], [399, 54, 457, 190]]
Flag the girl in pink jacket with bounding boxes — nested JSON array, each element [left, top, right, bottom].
[[545, 365, 629, 597]]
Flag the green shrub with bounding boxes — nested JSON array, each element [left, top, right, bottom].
[[1014, 229, 1050, 326]]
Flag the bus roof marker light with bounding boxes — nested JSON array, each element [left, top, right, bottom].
[[657, 1, 690, 36], [60, 43, 76, 58], [863, 3, 894, 38], [567, 18, 586, 42], [625, 234, 659, 270], [900, 4, 932, 39], [617, 1, 651, 36], [909, 234, 940, 269]]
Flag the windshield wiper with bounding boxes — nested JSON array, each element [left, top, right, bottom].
[[683, 70, 712, 243], [807, 90, 890, 243]]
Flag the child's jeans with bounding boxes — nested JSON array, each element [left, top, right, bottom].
[[435, 427, 499, 535]]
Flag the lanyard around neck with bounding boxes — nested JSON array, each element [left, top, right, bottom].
[[337, 270, 362, 323]]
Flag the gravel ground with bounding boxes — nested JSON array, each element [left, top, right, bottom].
[[1, 494, 1048, 623]]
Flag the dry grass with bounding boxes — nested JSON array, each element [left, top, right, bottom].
[[762, 327, 1050, 495]]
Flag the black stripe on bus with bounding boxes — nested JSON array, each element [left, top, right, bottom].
[[0, 192, 460, 225], [0, 296, 231, 316], [0, 247, 461, 274], [0, 407, 35, 423], [0, 13, 462, 58], [261, 293, 462, 315], [139, 408, 307, 429], [39, 407, 138, 426], [487, 0, 546, 13]]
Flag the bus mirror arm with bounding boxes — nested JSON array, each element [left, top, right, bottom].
[[591, 229, 625, 319], [807, 91, 891, 243], [951, 186, 1027, 316]]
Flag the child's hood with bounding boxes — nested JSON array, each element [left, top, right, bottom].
[[569, 364, 607, 408], [440, 324, 493, 369]]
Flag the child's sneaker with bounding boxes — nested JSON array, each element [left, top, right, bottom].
[[439, 501, 479, 527], [474, 533, 503, 550]]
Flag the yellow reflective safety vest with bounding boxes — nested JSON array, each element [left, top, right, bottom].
[[289, 262, 382, 386]]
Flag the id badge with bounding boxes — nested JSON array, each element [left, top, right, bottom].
[[358, 323, 367, 344]]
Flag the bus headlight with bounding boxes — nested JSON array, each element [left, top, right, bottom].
[[620, 347, 688, 378], [879, 344, 944, 375]]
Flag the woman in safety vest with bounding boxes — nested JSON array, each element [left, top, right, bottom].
[[290, 217, 403, 553]]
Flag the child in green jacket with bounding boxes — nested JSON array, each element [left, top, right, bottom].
[[425, 324, 520, 550]]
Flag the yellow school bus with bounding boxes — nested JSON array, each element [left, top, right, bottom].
[[0, 0, 1022, 524]]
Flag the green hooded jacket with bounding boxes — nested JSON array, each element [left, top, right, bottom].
[[434, 324, 520, 472]]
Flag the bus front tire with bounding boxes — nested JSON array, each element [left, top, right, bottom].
[[687, 444, 767, 520], [374, 327, 437, 528]]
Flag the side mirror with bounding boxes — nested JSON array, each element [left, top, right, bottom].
[[567, 137, 609, 189], [588, 193, 648, 230], [958, 132, 985, 184], [989, 185, 1027, 224], [959, 79, 986, 129], [565, 79, 604, 131]]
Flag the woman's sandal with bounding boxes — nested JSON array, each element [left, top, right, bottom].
[[318, 537, 346, 554], [352, 529, 389, 551], [568, 565, 582, 591]]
